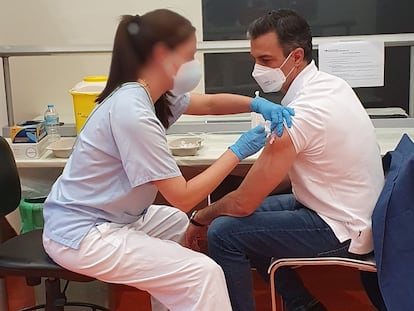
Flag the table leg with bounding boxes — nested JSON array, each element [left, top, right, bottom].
[[2, 56, 14, 126]]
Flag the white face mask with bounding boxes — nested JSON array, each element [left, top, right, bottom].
[[252, 52, 295, 93], [169, 59, 202, 96]]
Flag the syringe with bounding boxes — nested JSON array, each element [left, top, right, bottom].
[[254, 90, 276, 144]]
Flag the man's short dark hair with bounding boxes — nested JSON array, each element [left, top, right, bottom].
[[247, 9, 313, 63]]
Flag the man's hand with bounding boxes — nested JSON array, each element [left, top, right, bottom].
[[184, 223, 207, 251], [250, 96, 295, 137]]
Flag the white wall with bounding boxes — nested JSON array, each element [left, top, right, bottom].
[[0, 61, 7, 127], [0, 0, 203, 124]]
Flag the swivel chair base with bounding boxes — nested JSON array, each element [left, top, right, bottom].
[[21, 277, 109, 311]]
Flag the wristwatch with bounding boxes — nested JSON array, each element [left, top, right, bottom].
[[189, 210, 205, 227]]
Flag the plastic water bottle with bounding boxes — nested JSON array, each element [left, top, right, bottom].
[[44, 104, 60, 142]]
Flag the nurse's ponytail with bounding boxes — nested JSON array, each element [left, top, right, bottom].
[[96, 15, 141, 103], [96, 10, 196, 128]]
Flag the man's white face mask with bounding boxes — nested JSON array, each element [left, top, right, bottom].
[[252, 52, 295, 93]]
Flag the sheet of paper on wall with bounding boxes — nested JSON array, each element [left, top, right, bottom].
[[318, 41, 384, 88]]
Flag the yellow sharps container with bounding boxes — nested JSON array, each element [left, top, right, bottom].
[[70, 76, 107, 133]]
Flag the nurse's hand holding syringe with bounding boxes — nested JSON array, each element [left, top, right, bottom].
[[250, 91, 295, 144]]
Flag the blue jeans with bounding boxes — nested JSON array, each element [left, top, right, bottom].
[[208, 194, 353, 311]]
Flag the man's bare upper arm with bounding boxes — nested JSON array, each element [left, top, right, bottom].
[[235, 130, 297, 213]]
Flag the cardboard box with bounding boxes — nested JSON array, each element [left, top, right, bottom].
[[11, 136, 49, 159], [10, 120, 47, 143]]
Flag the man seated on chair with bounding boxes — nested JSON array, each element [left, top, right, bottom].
[[185, 9, 384, 311]]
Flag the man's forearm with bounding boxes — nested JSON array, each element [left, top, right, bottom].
[[191, 130, 296, 228], [194, 190, 252, 226]]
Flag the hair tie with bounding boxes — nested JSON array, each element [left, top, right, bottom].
[[127, 15, 141, 36]]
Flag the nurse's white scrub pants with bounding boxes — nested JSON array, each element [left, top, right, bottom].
[[43, 205, 232, 311]]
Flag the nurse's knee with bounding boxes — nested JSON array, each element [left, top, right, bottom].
[[150, 206, 189, 243], [172, 208, 189, 227]]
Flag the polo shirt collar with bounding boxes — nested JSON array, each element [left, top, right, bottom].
[[281, 60, 318, 106]]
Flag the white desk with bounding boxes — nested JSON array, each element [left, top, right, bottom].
[[14, 128, 414, 169]]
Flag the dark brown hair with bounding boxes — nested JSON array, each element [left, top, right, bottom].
[[96, 9, 196, 128], [247, 9, 313, 63]]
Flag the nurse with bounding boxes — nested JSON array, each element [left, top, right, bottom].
[[42, 9, 292, 311]]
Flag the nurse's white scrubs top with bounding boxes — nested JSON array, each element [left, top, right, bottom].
[[43, 83, 189, 249]]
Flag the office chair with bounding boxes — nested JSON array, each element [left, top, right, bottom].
[[0, 136, 109, 311], [266, 140, 410, 311], [268, 256, 376, 311], [267, 156, 395, 311]]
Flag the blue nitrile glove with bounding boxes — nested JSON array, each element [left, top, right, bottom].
[[229, 125, 267, 160], [250, 96, 295, 137]]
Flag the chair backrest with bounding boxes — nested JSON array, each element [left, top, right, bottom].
[[0, 136, 21, 217]]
